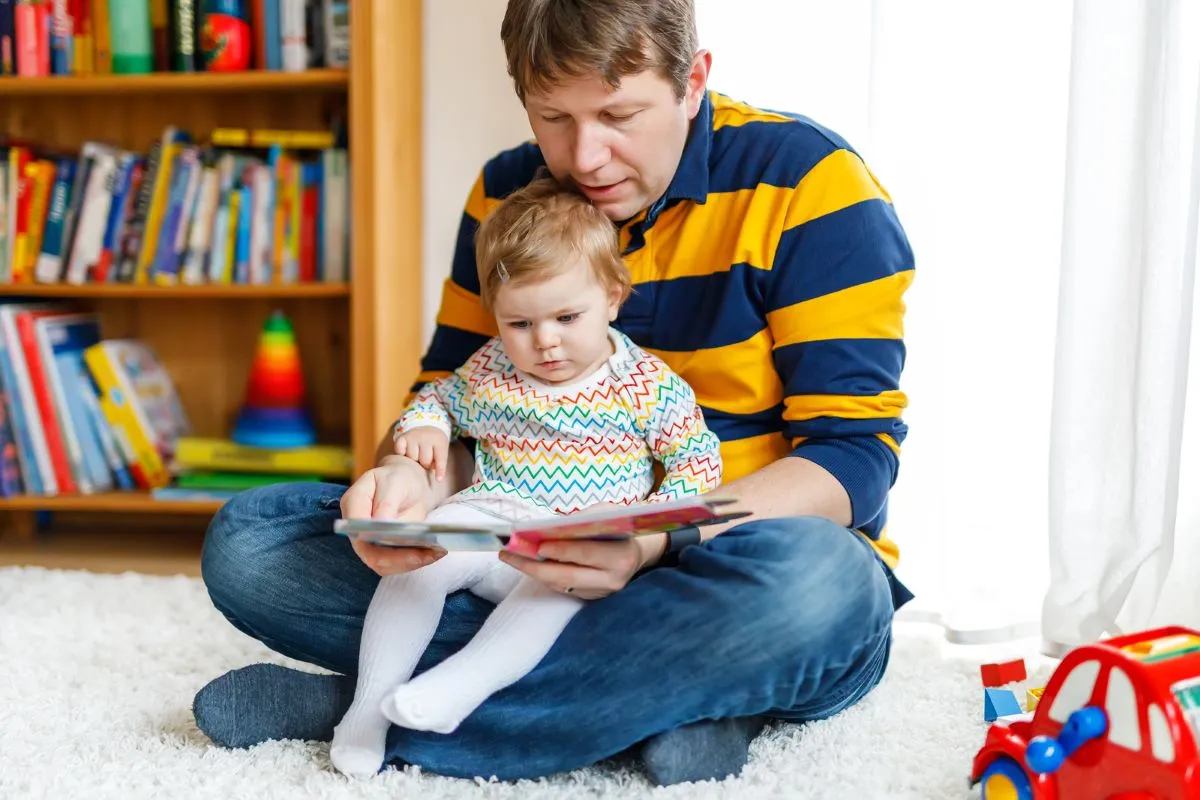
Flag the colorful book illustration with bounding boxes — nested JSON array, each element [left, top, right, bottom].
[[333, 496, 750, 552]]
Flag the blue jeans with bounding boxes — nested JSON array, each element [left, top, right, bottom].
[[200, 482, 898, 780]]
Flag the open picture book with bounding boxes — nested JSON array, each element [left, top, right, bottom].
[[333, 495, 750, 551]]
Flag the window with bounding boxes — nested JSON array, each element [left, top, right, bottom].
[[1049, 660, 1102, 723], [1148, 704, 1175, 763], [1104, 667, 1141, 750]]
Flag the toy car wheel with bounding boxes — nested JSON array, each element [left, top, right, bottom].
[[979, 756, 1034, 800]]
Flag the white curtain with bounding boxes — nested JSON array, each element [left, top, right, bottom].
[[694, 0, 1200, 644]]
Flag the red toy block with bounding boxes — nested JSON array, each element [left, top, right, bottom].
[[980, 658, 1027, 687]]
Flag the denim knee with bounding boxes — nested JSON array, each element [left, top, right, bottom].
[[690, 516, 894, 657], [201, 482, 345, 614]]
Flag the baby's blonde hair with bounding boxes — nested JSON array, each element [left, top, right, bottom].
[[474, 175, 632, 310]]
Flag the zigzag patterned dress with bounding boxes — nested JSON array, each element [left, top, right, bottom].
[[396, 328, 722, 518]]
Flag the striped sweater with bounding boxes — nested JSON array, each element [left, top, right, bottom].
[[397, 329, 722, 515], [412, 90, 915, 607]]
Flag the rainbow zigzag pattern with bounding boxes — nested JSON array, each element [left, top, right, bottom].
[[398, 330, 722, 514]]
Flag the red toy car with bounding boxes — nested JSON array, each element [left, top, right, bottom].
[[971, 626, 1200, 799]]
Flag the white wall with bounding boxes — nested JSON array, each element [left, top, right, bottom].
[[421, 0, 531, 343]]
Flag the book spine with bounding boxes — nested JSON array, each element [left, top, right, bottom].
[[0, 0, 15, 75], [172, 0, 198, 71], [279, 0, 304, 71], [33, 158, 74, 283], [91, 0, 111, 72], [109, 0, 153, 73]]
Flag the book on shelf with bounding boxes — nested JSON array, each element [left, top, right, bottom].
[[172, 435, 352, 479], [0, 302, 197, 496], [0, 0, 348, 78], [0, 298, 350, 501], [0, 124, 349, 287]]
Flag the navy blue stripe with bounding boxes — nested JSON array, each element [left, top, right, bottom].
[[482, 142, 546, 201], [450, 212, 483, 294], [784, 414, 907, 445], [617, 264, 768, 352], [707, 119, 842, 194], [767, 199, 913, 309], [417, 325, 491, 379], [774, 339, 906, 398], [702, 404, 785, 442], [792, 435, 898, 527]]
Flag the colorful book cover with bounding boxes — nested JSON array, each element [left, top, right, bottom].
[[83, 339, 191, 489]]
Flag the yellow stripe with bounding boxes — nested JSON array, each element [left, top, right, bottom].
[[710, 92, 793, 129], [857, 528, 900, 570], [641, 150, 892, 282], [645, 187, 785, 279], [435, 279, 499, 337], [719, 432, 793, 483], [784, 148, 892, 228], [876, 433, 901, 456], [768, 271, 912, 345], [464, 172, 491, 222], [784, 390, 907, 423], [647, 329, 781, 416]]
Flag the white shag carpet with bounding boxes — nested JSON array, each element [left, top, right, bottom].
[[0, 566, 1054, 800]]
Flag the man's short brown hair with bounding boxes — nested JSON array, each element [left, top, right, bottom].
[[500, 0, 698, 103], [474, 175, 632, 310]]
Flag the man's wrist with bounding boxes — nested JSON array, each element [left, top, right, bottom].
[[636, 532, 669, 570]]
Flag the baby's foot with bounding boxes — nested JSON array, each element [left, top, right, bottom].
[[329, 709, 390, 777], [382, 680, 469, 735]]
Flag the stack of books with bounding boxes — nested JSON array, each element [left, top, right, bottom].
[[155, 435, 352, 501]]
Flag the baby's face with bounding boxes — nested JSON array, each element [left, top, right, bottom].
[[491, 259, 620, 385]]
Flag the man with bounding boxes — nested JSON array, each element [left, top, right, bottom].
[[192, 0, 915, 786]]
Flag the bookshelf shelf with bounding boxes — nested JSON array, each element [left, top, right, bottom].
[[0, 283, 351, 299], [0, 69, 349, 97], [0, 491, 223, 514]]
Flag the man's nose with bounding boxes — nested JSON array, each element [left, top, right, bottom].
[[571, 123, 610, 176]]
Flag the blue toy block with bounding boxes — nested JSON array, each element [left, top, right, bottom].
[[984, 687, 1022, 721]]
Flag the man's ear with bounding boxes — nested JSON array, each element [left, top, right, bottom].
[[685, 50, 712, 120]]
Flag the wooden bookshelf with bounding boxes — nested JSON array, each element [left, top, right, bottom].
[[0, 68, 349, 96], [0, 283, 350, 299], [0, 491, 222, 514], [0, 0, 422, 538]]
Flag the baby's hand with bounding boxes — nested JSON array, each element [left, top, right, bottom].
[[393, 427, 451, 480]]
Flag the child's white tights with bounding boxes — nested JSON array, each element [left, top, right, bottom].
[[329, 501, 584, 778]]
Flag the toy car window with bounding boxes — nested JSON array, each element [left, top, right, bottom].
[[1148, 703, 1175, 763], [1104, 666, 1141, 750], [1170, 675, 1200, 745], [1049, 659, 1102, 723]]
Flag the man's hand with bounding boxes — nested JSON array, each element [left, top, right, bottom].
[[340, 455, 447, 577], [393, 427, 451, 481], [499, 526, 668, 601]]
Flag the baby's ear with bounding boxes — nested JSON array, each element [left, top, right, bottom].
[[607, 286, 622, 320]]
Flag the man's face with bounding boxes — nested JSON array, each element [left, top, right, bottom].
[[524, 55, 709, 222]]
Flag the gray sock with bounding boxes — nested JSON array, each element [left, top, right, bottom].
[[639, 715, 768, 786], [192, 663, 356, 748]]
